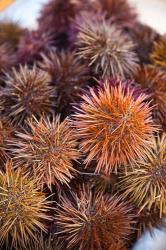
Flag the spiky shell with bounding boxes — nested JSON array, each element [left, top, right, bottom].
[[0, 161, 51, 248], [8, 116, 80, 190], [39, 49, 89, 115], [17, 30, 54, 64], [119, 133, 166, 217], [151, 34, 166, 69], [2, 65, 54, 124], [75, 17, 139, 78], [55, 188, 134, 250], [92, 0, 137, 28], [134, 65, 166, 129], [73, 80, 156, 173]]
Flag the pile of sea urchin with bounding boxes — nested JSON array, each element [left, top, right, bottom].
[[0, 0, 165, 249]]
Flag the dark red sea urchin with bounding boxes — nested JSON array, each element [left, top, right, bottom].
[[39, 49, 89, 115], [55, 188, 134, 250], [128, 22, 160, 64], [38, 0, 83, 37], [134, 65, 166, 129]]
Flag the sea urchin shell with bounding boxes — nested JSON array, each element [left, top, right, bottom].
[[55, 188, 134, 250], [8, 116, 80, 190], [73, 80, 156, 173]]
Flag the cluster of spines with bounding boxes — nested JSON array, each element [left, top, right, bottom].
[[0, 0, 165, 249]]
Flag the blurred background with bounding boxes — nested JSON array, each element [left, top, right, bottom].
[[0, 0, 166, 249], [0, 0, 166, 34]]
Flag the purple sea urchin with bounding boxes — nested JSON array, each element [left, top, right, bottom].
[[17, 30, 54, 64], [93, 0, 137, 28], [39, 49, 89, 114]]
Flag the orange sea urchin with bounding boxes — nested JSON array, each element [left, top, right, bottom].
[[73, 80, 156, 173]]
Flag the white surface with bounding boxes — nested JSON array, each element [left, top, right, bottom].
[[129, 0, 166, 34], [0, 0, 48, 28]]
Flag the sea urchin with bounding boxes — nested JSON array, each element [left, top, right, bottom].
[[2, 65, 54, 124], [9, 116, 80, 190], [55, 188, 134, 250], [73, 80, 156, 173], [119, 133, 166, 217], [0, 161, 51, 248], [76, 17, 138, 78]]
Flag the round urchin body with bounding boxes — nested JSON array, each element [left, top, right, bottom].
[[9, 116, 80, 190], [0, 44, 16, 74], [17, 30, 54, 64], [0, 162, 51, 248], [2, 65, 54, 124], [119, 133, 166, 217], [134, 65, 166, 129], [55, 188, 134, 250], [92, 0, 137, 28], [76, 17, 139, 78], [151, 34, 166, 69], [39, 49, 89, 114], [73, 80, 156, 173]]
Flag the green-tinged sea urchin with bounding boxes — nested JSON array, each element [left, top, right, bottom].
[[151, 34, 166, 69], [73, 80, 156, 173], [0, 161, 51, 248], [0, 21, 24, 50], [119, 133, 166, 217]]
